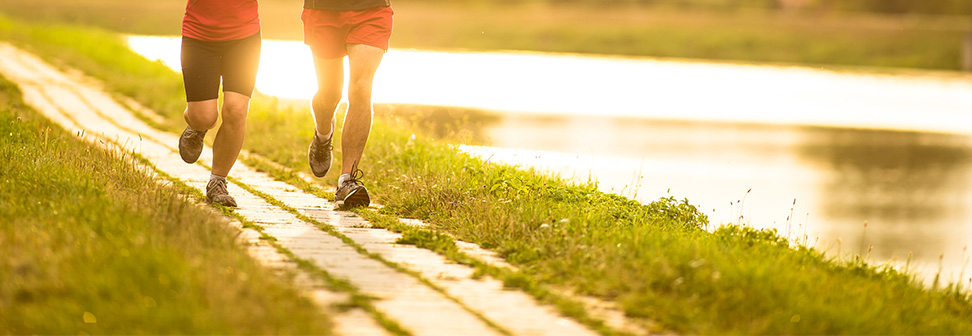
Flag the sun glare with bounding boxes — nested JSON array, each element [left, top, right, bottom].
[[128, 35, 972, 135]]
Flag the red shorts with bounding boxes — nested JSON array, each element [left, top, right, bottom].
[[301, 6, 393, 58]]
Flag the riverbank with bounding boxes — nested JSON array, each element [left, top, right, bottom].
[[3, 14, 970, 334], [0, 0, 969, 71]]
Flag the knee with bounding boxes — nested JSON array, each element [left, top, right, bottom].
[[221, 100, 249, 126], [185, 104, 219, 130], [313, 89, 342, 113], [347, 80, 373, 105]]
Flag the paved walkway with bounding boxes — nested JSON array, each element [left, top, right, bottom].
[[0, 43, 643, 336]]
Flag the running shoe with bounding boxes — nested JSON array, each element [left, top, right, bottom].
[[335, 168, 370, 208], [308, 128, 334, 177], [206, 178, 238, 207], [179, 125, 206, 163]]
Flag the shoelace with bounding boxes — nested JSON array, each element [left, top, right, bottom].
[[346, 163, 365, 186], [209, 178, 227, 193], [187, 128, 207, 142], [315, 131, 333, 151], [323, 137, 333, 151]]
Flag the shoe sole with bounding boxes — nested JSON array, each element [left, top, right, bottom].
[[206, 197, 238, 208], [311, 166, 329, 177], [337, 187, 370, 209], [180, 151, 200, 164]]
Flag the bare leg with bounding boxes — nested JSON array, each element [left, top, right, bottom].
[[184, 99, 219, 132], [211, 91, 250, 176], [342, 43, 384, 174], [180, 99, 217, 164], [311, 56, 344, 135]]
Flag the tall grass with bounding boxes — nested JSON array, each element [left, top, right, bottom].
[[0, 76, 332, 333]]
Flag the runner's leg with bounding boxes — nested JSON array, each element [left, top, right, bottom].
[[184, 100, 219, 131], [311, 56, 344, 136], [341, 43, 383, 174], [211, 91, 249, 176], [181, 36, 220, 132], [210, 32, 260, 177]]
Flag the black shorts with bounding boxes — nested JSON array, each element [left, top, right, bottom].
[[181, 31, 261, 102]]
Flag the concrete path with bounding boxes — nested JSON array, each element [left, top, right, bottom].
[[0, 43, 631, 336]]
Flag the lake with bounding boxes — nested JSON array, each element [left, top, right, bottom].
[[129, 36, 972, 285]]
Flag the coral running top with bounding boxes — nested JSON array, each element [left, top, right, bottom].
[[182, 0, 261, 41]]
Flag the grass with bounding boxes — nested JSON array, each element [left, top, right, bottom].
[[0, 0, 971, 71], [0, 71, 332, 333], [354, 207, 628, 335], [243, 101, 972, 334], [362, 126, 972, 334], [183, 169, 414, 336], [3, 12, 972, 336], [391, 3, 972, 71], [0, 15, 186, 132]]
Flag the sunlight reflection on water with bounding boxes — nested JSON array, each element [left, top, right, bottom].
[[128, 35, 972, 133], [128, 35, 972, 285]]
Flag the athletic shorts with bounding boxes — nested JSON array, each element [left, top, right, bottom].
[[301, 6, 393, 58], [181, 31, 262, 102]]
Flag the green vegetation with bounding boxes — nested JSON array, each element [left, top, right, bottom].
[[359, 119, 972, 334], [202, 175, 413, 336], [6, 14, 970, 335], [0, 15, 186, 130], [0, 66, 332, 333], [391, 3, 971, 71], [355, 208, 626, 335], [1, 0, 970, 71], [247, 96, 972, 334], [415, 0, 972, 16], [3, 7, 972, 335]]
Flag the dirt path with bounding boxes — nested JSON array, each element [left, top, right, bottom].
[[0, 43, 635, 336]]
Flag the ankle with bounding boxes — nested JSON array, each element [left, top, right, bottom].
[[316, 127, 332, 140], [188, 125, 208, 134]]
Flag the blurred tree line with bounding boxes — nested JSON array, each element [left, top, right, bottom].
[[427, 0, 972, 15]]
